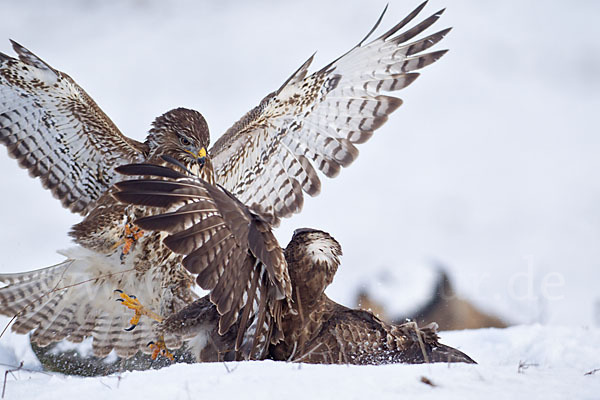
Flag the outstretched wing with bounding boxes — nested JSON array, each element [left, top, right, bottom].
[[0, 40, 147, 215], [113, 163, 291, 337], [210, 2, 449, 225]]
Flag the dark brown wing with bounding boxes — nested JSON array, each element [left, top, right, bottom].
[[0, 41, 147, 215], [113, 163, 291, 338], [210, 2, 449, 225], [296, 298, 475, 365]]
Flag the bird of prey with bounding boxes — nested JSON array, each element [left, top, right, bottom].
[[112, 161, 291, 361], [0, 2, 450, 359], [112, 164, 474, 364], [271, 229, 475, 364]]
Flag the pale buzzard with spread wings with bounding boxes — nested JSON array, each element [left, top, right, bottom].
[[0, 2, 450, 360]]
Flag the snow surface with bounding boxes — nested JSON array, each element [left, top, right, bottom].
[[0, 324, 598, 400]]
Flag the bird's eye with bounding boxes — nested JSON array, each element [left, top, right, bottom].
[[179, 136, 191, 146]]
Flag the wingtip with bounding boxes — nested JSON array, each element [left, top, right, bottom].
[[441, 26, 453, 35], [8, 39, 57, 73], [9, 39, 31, 58], [436, 49, 450, 59], [9, 39, 22, 50], [358, 4, 390, 46], [378, 0, 430, 42]]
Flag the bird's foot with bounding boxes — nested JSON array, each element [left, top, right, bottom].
[[148, 337, 174, 361], [123, 223, 144, 254], [115, 289, 163, 331], [112, 223, 144, 259]]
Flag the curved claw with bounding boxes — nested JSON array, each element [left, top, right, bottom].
[[116, 291, 163, 333], [148, 339, 174, 361]]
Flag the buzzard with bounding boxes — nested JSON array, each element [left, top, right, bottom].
[[112, 161, 291, 361], [112, 164, 474, 364], [272, 229, 475, 364], [0, 2, 450, 359]]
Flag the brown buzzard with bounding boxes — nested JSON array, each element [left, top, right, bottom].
[[0, 2, 450, 359], [112, 164, 474, 364], [271, 229, 475, 364]]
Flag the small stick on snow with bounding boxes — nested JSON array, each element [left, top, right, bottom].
[[2, 362, 23, 399], [517, 360, 539, 374], [420, 376, 437, 387]]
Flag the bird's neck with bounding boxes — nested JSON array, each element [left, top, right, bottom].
[[185, 157, 216, 186], [292, 283, 326, 316], [198, 157, 215, 185]]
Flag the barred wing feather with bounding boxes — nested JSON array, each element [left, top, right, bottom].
[[114, 163, 291, 335], [210, 2, 450, 225], [0, 40, 147, 215]]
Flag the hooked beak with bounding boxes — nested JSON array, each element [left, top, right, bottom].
[[196, 147, 207, 167], [184, 147, 207, 168]]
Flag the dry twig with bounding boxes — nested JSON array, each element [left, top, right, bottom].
[[517, 360, 539, 374]]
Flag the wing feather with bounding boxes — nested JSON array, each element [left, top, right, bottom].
[[210, 4, 449, 224], [0, 41, 147, 215], [114, 164, 292, 335]]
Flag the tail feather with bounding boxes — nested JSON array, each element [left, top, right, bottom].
[[0, 247, 162, 359], [0, 261, 69, 285], [32, 290, 90, 346], [92, 313, 126, 357], [0, 261, 71, 315], [12, 291, 66, 334], [66, 302, 100, 343], [428, 343, 476, 364]]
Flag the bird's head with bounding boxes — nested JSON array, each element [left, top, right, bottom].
[[145, 108, 210, 174], [285, 228, 343, 300]]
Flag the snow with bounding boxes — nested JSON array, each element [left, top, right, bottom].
[[0, 0, 599, 398], [0, 324, 598, 399]]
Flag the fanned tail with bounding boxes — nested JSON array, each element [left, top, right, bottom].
[[0, 247, 160, 358], [0, 260, 73, 328]]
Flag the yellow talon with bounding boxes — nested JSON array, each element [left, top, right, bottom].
[[115, 290, 163, 331], [128, 311, 141, 327], [148, 337, 174, 361]]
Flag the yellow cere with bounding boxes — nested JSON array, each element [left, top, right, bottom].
[[197, 147, 207, 158]]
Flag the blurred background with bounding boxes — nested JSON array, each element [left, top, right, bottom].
[[0, 0, 598, 328]]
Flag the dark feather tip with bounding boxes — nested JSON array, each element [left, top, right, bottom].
[[115, 163, 186, 179]]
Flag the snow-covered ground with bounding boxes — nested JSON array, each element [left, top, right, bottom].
[[0, 324, 598, 399], [0, 0, 599, 398]]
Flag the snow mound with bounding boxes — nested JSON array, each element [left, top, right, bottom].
[[0, 324, 598, 400]]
